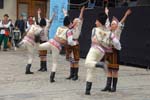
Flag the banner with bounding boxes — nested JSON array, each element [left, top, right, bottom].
[[49, 0, 68, 39]]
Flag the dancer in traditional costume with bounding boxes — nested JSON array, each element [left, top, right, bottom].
[[101, 8, 131, 92], [38, 15, 72, 82], [65, 6, 85, 80], [85, 12, 121, 95], [37, 8, 55, 72]]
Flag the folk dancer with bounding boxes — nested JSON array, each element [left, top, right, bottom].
[[38, 16, 72, 82], [18, 24, 43, 74], [65, 6, 85, 80], [37, 8, 55, 72], [101, 7, 132, 92], [85, 12, 121, 95]]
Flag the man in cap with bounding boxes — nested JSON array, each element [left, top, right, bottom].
[[15, 14, 25, 39]]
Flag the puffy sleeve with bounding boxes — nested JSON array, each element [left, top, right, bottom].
[[118, 22, 124, 30], [110, 33, 121, 50], [91, 28, 96, 39], [105, 18, 110, 29], [67, 30, 76, 46]]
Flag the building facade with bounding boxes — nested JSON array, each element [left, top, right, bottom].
[[0, 0, 50, 22]]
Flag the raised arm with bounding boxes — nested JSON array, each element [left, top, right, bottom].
[[105, 7, 110, 28], [37, 8, 42, 23], [49, 13, 56, 23], [45, 13, 56, 31], [120, 9, 132, 24], [63, 8, 68, 17], [105, 7, 109, 16], [79, 6, 85, 20]]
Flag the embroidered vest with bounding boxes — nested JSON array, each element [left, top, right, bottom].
[[92, 27, 112, 49], [55, 26, 69, 40]]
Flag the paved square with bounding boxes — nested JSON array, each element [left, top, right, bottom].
[[0, 50, 150, 100]]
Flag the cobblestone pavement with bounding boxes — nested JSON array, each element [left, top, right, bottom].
[[0, 49, 150, 100]]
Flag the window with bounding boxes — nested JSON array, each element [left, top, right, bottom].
[[18, 3, 28, 20], [0, 0, 4, 9]]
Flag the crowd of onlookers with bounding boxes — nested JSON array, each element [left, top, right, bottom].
[[88, 0, 138, 8], [0, 13, 37, 51], [70, 0, 139, 9]]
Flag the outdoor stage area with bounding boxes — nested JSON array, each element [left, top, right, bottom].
[[0, 49, 150, 100], [69, 6, 150, 68]]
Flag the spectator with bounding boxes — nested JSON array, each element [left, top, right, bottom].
[[15, 14, 25, 39], [25, 16, 36, 32], [8, 19, 14, 49], [88, 0, 96, 8], [0, 14, 11, 51], [12, 26, 21, 50], [121, 0, 129, 6], [103, 0, 116, 7]]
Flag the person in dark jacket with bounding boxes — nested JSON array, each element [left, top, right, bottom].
[[15, 15, 25, 39]]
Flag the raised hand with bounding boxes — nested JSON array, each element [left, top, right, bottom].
[[125, 9, 132, 16], [62, 8, 68, 16], [105, 7, 109, 15], [120, 9, 132, 24], [49, 12, 56, 23], [81, 6, 85, 12], [37, 8, 41, 14], [79, 6, 85, 20]]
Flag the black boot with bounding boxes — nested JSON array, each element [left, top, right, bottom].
[[25, 64, 34, 74], [38, 61, 47, 72], [95, 62, 104, 68], [101, 77, 112, 92], [85, 81, 92, 95], [72, 68, 78, 81], [50, 72, 55, 83], [41, 61, 47, 72], [95, 62, 108, 72], [43, 61, 47, 71], [38, 61, 44, 71], [66, 67, 74, 80], [110, 77, 118, 92]]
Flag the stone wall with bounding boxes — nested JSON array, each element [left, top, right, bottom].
[[0, 0, 17, 22]]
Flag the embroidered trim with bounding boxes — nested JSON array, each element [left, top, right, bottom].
[[24, 36, 35, 46], [92, 44, 105, 53], [49, 39, 61, 51]]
